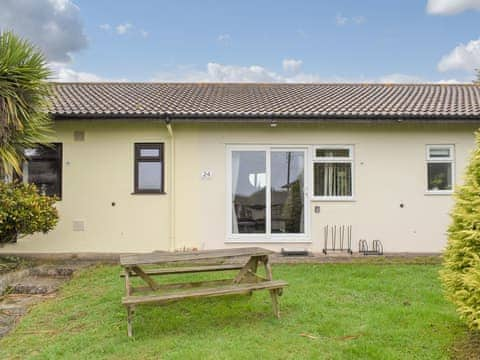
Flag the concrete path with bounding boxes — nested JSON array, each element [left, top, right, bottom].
[[0, 265, 83, 338]]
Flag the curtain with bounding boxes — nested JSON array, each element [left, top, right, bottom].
[[231, 153, 240, 233], [299, 169, 304, 233], [318, 163, 351, 197]]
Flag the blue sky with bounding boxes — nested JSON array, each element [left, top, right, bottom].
[[2, 0, 480, 82]]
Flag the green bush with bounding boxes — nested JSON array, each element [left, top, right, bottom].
[[441, 131, 480, 329], [0, 182, 58, 244]]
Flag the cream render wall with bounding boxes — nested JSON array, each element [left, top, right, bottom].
[[0, 120, 477, 253], [173, 122, 477, 253], [1, 120, 171, 252]]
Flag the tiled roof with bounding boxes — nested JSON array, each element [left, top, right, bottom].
[[50, 82, 480, 120]]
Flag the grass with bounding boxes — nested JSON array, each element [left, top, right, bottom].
[[0, 263, 472, 359]]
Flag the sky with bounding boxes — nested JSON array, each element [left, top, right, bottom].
[[1, 0, 480, 83]]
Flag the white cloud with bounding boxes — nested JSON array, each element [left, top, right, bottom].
[[48, 62, 128, 82], [353, 16, 366, 24], [152, 63, 285, 82], [0, 0, 87, 62], [335, 14, 366, 26], [217, 33, 231, 42], [282, 59, 303, 73], [296, 29, 307, 38], [152, 62, 453, 84], [335, 14, 348, 26], [438, 38, 480, 72], [116, 23, 132, 35], [437, 78, 462, 84], [48, 62, 104, 82], [102, 22, 147, 37], [284, 72, 323, 83], [378, 73, 426, 83], [427, 0, 480, 15]]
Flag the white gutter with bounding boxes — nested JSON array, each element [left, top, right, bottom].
[[165, 118, 175, 251]]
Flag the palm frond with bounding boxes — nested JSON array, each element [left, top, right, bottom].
[[0, 30, 53, 176]]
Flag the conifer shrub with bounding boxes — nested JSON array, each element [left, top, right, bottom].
[[441, 131, 480, 329]]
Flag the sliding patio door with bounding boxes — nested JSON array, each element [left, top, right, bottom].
[[229, 147, 307, 241]]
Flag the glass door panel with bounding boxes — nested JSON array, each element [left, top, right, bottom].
[[232, 151, 266, 234], [270, 151, 305, 234]]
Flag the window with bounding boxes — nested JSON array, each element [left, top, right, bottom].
[[134, 143, 164, 193], [23, 143, 62, 197], [229, 147, 307, 239], [313, 146, 353, 200], [426, 145, 454, 194]]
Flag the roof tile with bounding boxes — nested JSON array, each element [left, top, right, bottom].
[[50, 83, 480, 119]]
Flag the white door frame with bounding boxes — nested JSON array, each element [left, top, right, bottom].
[[226, 144, 311, 243]]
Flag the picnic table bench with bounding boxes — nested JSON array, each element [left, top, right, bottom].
[[120, 247, 288, 337]]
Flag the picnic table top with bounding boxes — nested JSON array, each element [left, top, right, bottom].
[[120, 247, 274, 266]]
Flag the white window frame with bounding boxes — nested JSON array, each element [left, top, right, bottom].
[[226, 145, 311, 243], [311, 145, 355, 201], [425, 144, 455, 195]]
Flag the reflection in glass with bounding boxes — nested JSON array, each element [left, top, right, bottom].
[[316, 148, 350, 158], [232, 151, 266, 233], [271, 151, 304, 234], [140, 149, 160, 157], [138, 162, 162, 190], [428, 163, 452, 191], [429, 148, 450, 158], [24, 145, 61, 196], [314, 162, 352, 197], [27, 161, 58, 196]]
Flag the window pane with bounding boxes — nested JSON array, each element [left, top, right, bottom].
[[140, 148, 160, 157], [26, 160, 59, 196], [138, 162, 162, 190], [25, 146, 58, 160], [316, 148, 350, 158], [428, 163, 452, 191], [314, 162, 352, 197], [271, 151, 304, 234], [232, 151, 266, 234], [25, 148, 39, 157], [429, 148, 451, 158], [24, 144, 61, 197]]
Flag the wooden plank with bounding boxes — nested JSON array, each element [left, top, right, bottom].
[[131, 266, 160, 290], [121, 264, 244, 277], [122, 280, 288, 306], [270, 289, 280, 318], [233, 256, 260, 284], [261, 255, 281, 318], [124, 268, 132, 296], [132, 279, 234, 294], [127, 306, 134, 337], [263, 256, 273, 281], [120, 247, 273, 266]]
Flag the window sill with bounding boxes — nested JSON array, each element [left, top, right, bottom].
[[424, 191, 453, 196], [225, 238, 312, 244], [131, 191, 167, 195], [311, 197, 355, 202]]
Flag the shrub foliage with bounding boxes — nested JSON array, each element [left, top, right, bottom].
[[441, 131, 480, 329], [0, 182, 58, 244]]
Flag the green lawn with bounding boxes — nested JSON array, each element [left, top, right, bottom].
[[0, 263, 470, 359]]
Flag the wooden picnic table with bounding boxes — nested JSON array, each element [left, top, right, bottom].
[[120, 247, 288, 337]]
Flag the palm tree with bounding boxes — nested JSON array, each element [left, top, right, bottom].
[[476, 69, 480, 84], [0, 31, 53, 177]]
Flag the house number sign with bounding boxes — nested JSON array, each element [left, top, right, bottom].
[[201, 170, 212, 180]]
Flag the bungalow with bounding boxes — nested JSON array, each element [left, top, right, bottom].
[[2, 82, 480, 254]]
